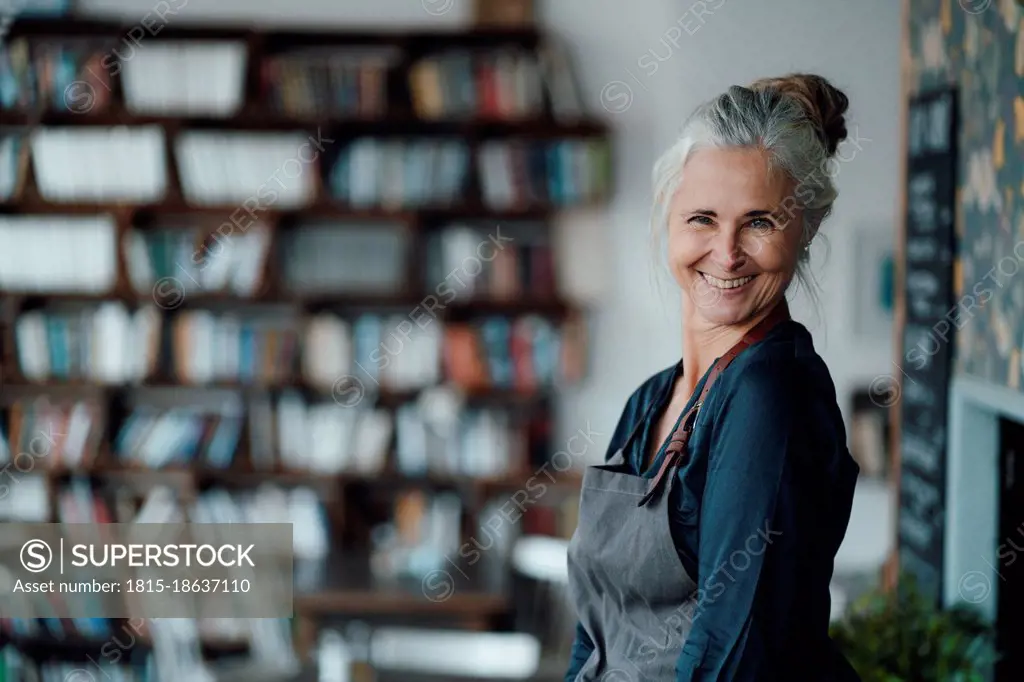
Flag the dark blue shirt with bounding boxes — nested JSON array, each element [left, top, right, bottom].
[[565, 319, 861, 681]]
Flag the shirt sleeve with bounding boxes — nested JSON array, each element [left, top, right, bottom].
[[676, 355, 801, 682]]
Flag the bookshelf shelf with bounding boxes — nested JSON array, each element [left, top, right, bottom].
[[0, 109, 608, 138], [0, 379, 564, 401], [7, 16, 543, 45], [0, 198, 595, 222], [43, 464, 582, 489], [2, 290, 576, 316]]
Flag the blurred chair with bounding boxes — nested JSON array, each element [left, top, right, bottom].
[[510, 535, 575, 671], [359, 536, 572, 680]]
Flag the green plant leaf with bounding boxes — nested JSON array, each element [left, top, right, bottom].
[[829, 570, 997, 681]]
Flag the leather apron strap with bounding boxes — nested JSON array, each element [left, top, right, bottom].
[[637, 301, 791, 507]]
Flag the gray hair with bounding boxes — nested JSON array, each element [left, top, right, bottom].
[[650, 79, 849, 300]]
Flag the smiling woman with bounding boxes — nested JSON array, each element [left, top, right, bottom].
[[564, 74, 863, 682], [667, 147, 805, 325]]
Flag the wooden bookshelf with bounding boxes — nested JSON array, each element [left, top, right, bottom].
[[6, 17, 545, 43], [0, 199, 585, 221], [0, 13, 609, 671]]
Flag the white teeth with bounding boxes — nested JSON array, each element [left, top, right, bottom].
[[700, 273, 756, 289]]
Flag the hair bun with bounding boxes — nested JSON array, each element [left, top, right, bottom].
[[748, 73, 849, 156]]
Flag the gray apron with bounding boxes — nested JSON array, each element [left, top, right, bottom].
[[566, 302, 790, 682]]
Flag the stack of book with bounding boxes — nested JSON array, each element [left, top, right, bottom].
[[169, 310, 300, 385], [0, 216, 117, 293], [0, 472, 49, 521], [408, 48, 544, 120], [191, 484, 329, 560], [120, 41, 247, 116], [424, 223, 557, 300], [262, 47, 401, 118], [443, 315, 571, 390], [478, 138, 612, 208], [31, 126, 167, 203], [0, 133, 26, 200], [174, 131, 318, 207], [394, 403, 525, 478], [114, 403, 245, 470], [5, 396, 104, 471], [56, 476, 113, 524], [2, 30, 29, 107], [0, 478, 121, 644], [327, 137, 470, 208], [123, 223, 272, 299], [14, 303, 162, 384], [0, 38, 113, 113], [263, 392, 392, 475], [306, 312, 444, 392]]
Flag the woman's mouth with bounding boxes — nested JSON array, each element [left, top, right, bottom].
[[699, 272, 758, 290]]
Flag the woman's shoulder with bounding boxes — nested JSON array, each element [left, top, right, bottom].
[[714, 319, 836, 407], [705, 319, 856, 481]]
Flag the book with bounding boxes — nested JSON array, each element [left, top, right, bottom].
[[170, 310, 299, 386], [263, 46, 401, 119], [478, 138, 611, 209], [31, 126, 166, 203], [13, 303, 161, 384], [121, 41, 246, 116], [113, 405, 243, 470], [328, 138, 470, 208], [0, 215, 117, 293], [409, 48, 544, 120]]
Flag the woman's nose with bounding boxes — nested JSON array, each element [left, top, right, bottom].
[[712, 229, 746, 271]]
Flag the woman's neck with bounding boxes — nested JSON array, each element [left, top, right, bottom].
[[679, 300, 778, 394]]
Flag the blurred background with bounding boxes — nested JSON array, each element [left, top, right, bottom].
[[0, 0, 1020, 680]]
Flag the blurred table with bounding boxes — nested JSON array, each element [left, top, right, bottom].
[[294, 553, 509, 617]]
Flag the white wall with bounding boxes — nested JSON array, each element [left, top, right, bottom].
[[78, 0, 902, 454]]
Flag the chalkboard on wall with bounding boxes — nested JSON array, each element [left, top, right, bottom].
[[897, 87, 958, 604]]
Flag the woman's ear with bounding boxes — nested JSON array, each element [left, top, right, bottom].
[[803, 220, 821, 247]]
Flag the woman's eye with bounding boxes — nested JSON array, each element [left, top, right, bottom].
[[748, 218, 775, 231], [687, 215, 714, 226]]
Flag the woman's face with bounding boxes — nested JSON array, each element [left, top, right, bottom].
[[667, 146, 805, 327]]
